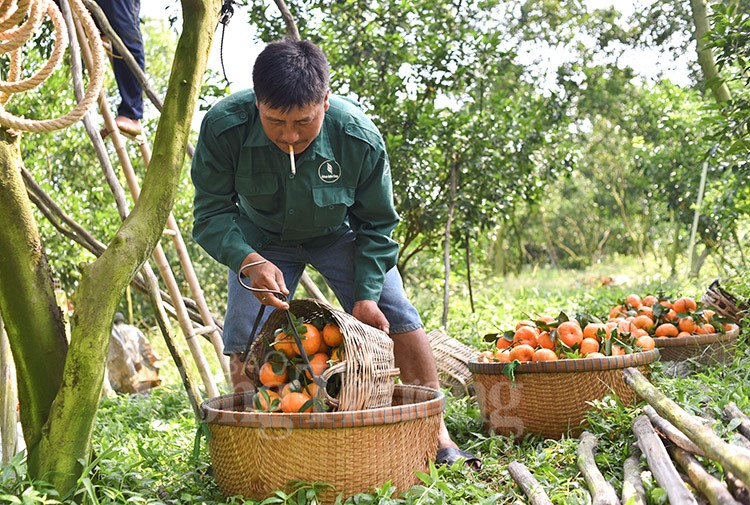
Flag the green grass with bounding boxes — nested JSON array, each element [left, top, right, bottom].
[[2, 257, 749, 504]]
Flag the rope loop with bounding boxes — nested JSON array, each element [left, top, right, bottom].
[[0, 0, 105, 132]]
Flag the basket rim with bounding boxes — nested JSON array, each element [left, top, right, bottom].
[[654, 325, 739, 348], [200, 384, 444, 429], [468, 348, 660, 375]]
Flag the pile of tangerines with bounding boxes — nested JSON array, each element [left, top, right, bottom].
[[251, 315, 345, 413], [477, 294, 738, 364]]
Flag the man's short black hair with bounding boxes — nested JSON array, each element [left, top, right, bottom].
[[253, 39, 330, 111]]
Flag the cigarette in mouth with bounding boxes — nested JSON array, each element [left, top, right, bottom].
[[289, 145, 296, 175]]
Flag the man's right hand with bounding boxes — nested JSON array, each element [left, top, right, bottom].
[[240, 252, 290, 310]]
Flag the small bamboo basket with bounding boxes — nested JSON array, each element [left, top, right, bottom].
[[427, 329, 475, 397], [701, 279, 748, 323], [468, 349, 660, 439], [200, 385, 445, 503], [244, 299, 399, 411], [654, 325, 740, 363]]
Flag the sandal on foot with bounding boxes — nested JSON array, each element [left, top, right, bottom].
[[435, 447, 483, 471]]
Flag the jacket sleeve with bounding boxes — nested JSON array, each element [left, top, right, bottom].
[[191, 118, 255, 273], [348, 145, 400, 302]]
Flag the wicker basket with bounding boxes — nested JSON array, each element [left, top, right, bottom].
[[654, 325, 740, 363], [468, 349, 660, 439], [427, 329, 475, 397], [701, 279, 748, 322], [244, 299, 399, 411], [200, 385, 444, 503]]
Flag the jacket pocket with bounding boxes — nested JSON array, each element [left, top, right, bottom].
[[235, 174, 279, 213], [312, 186, 355, 227]]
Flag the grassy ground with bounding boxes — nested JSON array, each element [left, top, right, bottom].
[[2, 257, 748, 504]]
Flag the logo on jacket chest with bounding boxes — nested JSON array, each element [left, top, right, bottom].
[[318, 160, 342, 183]]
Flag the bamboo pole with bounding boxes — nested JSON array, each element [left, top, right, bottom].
[[507, 461, 553, 505], [0, 313, 18, 464], [624, 368, 750, 487], [622, 445, 647, 505], [74, 16, 219, 398], [577, 431, 620, 505], [644, 405, 707, 457], [672, 446, 741, 505], [632, 415, 699, 504], [725, 403, 750, 440]]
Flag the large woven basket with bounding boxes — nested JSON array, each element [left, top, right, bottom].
[[654, 325, 740, 363], [200, 385, 444, 503], [245, 299, 398, 411], [468, 349, 660, 439], [427, 329, 475, 397]]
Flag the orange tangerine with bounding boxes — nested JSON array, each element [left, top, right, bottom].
[[305, 352, 330, 379], [259, 361, 289, 388], [508, 344, 535, 362], [585, 352, 606, 359], [636, 335, 656, 351], [252, 389, 281, 412], [580, 338, 600, 355], [642, 295, 659, 307], [609, 305, 626, 319], [477, 350, 494, 363], [273, 331, 299, 358], [611, 345, 626, 356], [515, 320, 537, 330], [701, 309, 716, 323], [632, 314, 655, 330], [322, 322, 344, 347], [280, 391, 312, 413], [677, 331, 691, 338], [626, 294, 643, 308], [532, 348, 558, 361], [513, 325, 539, 347], [494, 350, 512, 362], [496, 335, 513, 350], [583, 323, 606, 342], [537, 331, 555, 350], [654, 324, 679, 338], [557, 321, 583, 348], [673, 297, 697, 314], [678, 317, 696, 334]]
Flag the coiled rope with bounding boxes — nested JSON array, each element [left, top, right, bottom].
[[0, 0, 105, 132]]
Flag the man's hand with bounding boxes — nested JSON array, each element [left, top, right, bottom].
[[239, 252, 289, 310], [352, 300, 390, 334]]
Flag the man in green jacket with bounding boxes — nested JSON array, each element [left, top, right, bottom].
[[191, 39, 480, 470]]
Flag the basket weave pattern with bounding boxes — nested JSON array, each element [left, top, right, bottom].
[[245, 299, 398, 411], [469, 350, 660, 439], [655, 326, 739, 363], [701, 280, 748, 322], [427, 329, 475, 396], [201, 385, 444, 503]]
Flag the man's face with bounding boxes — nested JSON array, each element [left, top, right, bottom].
[[256, 91, 330, 156]]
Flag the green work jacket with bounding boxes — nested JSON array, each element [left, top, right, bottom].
[[191, 89, 399, 302]]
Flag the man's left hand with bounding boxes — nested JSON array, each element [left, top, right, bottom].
[[352, 300, 390, 334]]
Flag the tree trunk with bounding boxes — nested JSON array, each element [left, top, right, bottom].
[[672, 446, 741, 505], [1, 313, 18, 464], [442, 157, 457, 328], [689, 0, 732, 104], [622, 445, 647, 505], [0, 0, 223, 494], [0, 128, 69, 476]]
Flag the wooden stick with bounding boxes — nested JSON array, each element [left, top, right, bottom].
[[507, 461, 553, 505], [644, 405, 707, 457], [632, 415, 699, 504], [725, 403, 750, 440], [624, 368, 750, 487], [671, 446, 741, 505], [622, 445, 647, 505], [726, 472, 750, 505], [577, 431, 621, 505]]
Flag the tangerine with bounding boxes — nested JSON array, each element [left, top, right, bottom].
[[496, 335, 513, 350], [557, 321, 583, 348], [280, 391, 312, 413], [273, 332, 299, 358], [322, 322, 344, 347], [259, 361, 289, 388], [296, 323, 322, 356], [580, 338, 600, 355], [678, 317, 696, 334], [626, 294, 643, 308], [673, 297, 697, 314], [532, 348, 558, 361], [537, 331, 555, 350], [635, 335, 656, 351], [252, 388, 281, 412], [642, 295, 659, 307], [583, 323, 606, 342], [494, 350, 512, 362], [305, 352, 330, 379], [585, 352, 606, 359], [513, 325, 539, 347], [508, 344, 535, 362], [654, 324, 679, 338]]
